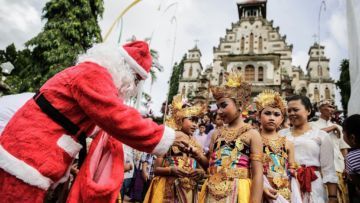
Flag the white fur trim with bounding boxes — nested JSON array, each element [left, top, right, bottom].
[[0, 144, 53, 190], [119, 46, 148, 79], [57, 134, 82, 158], [151, 126, 175, 156]]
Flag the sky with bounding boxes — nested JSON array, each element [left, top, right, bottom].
[[0, 0, 349, 115]]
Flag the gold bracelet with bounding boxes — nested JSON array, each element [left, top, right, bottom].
[[250, 153, 263, 162], [289, 162, 298, 169]]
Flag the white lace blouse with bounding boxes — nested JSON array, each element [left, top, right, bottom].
[[279, 128, 338, 184]]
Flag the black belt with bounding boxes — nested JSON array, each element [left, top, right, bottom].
[[33, 92, 87, 168]]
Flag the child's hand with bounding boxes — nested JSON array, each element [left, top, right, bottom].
[[263, 187, 278, 200]]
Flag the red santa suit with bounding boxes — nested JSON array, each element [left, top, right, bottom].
[[0, 41, 175, 202]]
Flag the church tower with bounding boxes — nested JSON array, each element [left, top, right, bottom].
[[178, 45, 203, 98], [306, 43, 334, 103]]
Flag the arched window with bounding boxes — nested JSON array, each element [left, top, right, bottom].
[[317, 65, 322, 77], [249, 33, 254, 52], [219, 72, 223, 85], [314, 87, 320, 102], [240, 37, 245, 53], [258, 36, 263, 53], [245, 65, 255, 81], [182, 86, 186, 95], [258, 66, 264, 82], [189, 66, 193, 77], [325, 87, 331, 99]]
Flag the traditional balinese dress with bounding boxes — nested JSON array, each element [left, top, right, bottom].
[[144, 136, 204, 203], [262, 136, 302, 203], [199, 124, 253, 203], [279, 128, 338, 203]]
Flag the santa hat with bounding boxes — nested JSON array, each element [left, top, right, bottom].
[[119, 41, 152, 80]]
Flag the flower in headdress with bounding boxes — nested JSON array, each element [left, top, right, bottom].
[[211, 71, 251, 107], [165, 94, 206, 130], [254, 89, 287, 115]]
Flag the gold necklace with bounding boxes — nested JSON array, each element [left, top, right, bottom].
[[221, 127, 239, 143], [262, 136, 285, 154]]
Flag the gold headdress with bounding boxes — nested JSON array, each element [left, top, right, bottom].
[[211, 72, 251, 106], [165, 95, 205, 130], [254, 89, 287, 114]]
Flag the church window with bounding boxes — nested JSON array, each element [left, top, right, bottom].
[[219, 72, 223, 85], [182, 86, 186, 95], [237, 67, 242, 71], [241, 37, 245, 53], [318, 65, 322, 77], [325, 87, 330, 99], [314, 87, 320, 102], [316, 51, 319, 55], [245, 65, 255, 81], [258, 66, 264, 81], [250, 33, 254, 52], [258, 36, 263, 52], [189, 66, 193, 77]]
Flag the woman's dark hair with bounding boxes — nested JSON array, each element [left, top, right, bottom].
[[286, 95, 315, 119], [343, 114, 360, 144], [199, 123, 206, 128]]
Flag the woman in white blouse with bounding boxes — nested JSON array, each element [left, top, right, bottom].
[[279, 95, 338, 203]]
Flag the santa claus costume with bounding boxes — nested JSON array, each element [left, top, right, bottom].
[[0, 41, 175, 202]]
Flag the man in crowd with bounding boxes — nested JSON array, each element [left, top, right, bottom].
[[311, 99, 350, 203]]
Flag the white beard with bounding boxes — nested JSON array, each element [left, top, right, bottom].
[[76, 43, 139, 100]]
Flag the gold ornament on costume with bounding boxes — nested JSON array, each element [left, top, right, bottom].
[[254, 89, 287, 114], [211, 72, 251, 106], [165, 94, 205, 130]]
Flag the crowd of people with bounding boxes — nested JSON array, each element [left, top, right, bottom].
[[0, 40, 359, 203], [117, 73, 360, 203]]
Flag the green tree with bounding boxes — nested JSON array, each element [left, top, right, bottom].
[[0, 44, 33, 93], [336, 59, 350, 116], [167, 54, 186, 103], [25, 0, 104, 89]]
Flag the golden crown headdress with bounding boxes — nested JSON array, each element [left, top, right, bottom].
[[254, 89, 287, 114], [210, 72, 251, 106], [165, 95, 205, 130]]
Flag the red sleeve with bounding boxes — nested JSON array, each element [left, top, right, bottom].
[[70, 63, 174, 155]]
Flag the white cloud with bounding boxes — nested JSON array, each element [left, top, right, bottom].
[[292, 51, 308, 72], [327, 11, 347, 49], [0, 0, 43, 49]]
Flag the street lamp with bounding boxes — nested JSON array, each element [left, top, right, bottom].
[[317, 0, 326, 102]]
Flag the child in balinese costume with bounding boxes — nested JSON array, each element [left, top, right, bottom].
[[144, 95, 208, 203], [254, 90, 302, 203], [199, 72, 263, 203]]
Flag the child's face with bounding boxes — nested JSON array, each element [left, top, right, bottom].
[[181, 117, 196, 135], [216, 98, 240, 124], [199, 126, 206, 133], [260, 106, 284, 131], [343, 130, 356, 147]]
